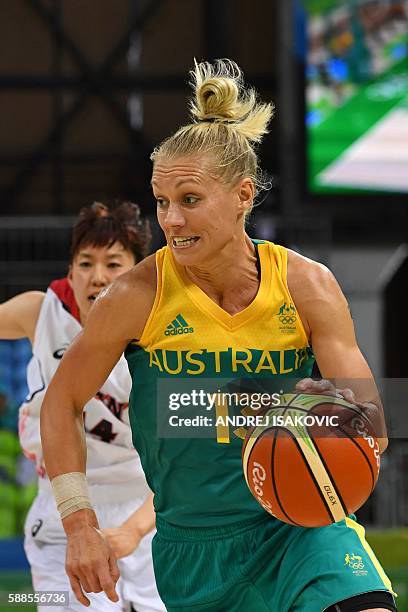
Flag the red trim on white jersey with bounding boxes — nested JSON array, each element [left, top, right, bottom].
[[49, 278, 81, 323]]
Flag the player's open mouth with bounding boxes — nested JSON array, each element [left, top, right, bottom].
[[172, 236, 200, 249], [87, 293, 99, 302]]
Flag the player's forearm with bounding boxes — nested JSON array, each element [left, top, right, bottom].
[[40, 385, 100, 535], [40, 383, 87, 479], [123, 493, 155, 537]]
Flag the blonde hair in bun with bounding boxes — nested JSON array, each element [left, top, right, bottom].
[[190, 58, 273, 143]]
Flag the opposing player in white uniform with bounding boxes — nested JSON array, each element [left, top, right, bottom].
[[0, 201, 165, 612]]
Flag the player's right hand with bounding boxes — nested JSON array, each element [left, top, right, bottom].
[[65, 522, 120, 607]]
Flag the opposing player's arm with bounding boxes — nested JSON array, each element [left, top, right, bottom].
[[102, 492, 155, 559], [288, 250, 388, 452], [40, 256, 156, 606], [0, 291, 44, 342]]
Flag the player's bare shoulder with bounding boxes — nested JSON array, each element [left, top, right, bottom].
[[88, 253, 158, 343], [101, 252, 157, 304], [287, 249, 337, 303], [288, 249, 337, 297], [286, 249, 348, 337]]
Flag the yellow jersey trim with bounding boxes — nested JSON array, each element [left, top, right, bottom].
[[279, 247, 309, 346], [167, 242, 273, 331], [138, 247, 165, 346], [345, 517, 396, 596]]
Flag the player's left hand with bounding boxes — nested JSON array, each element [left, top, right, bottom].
[[101, 525, 142, 559], [295, 378, 357, 404], [295, 378, 382, 436]]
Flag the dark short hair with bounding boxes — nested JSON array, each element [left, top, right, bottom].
[[70, 201, 151, 263]]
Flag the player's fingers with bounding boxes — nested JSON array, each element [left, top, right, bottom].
[[296, 378, 336, 394], [101, 530, 117, 550], [111, 541, 133, 559], [108, 553, 121, 584], [98, 562, 120, 603], [338, 387, 356, 403], [107, 540, 122, 559], [314, 379, 336, 393], [77, 568, 102, 594], [69, 574, 90, 607], [295, 377, 313, 391]]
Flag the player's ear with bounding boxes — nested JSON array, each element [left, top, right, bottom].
[[236, 178, 254, 217], [67, 265, 73, 287]]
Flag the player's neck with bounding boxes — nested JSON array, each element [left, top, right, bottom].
[[185, 234, 259, 300]]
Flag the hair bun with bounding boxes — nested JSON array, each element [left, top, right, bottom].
[[197, 78, 240, 121], [191, 59, 244, 122], [189, 59, 274, 142]]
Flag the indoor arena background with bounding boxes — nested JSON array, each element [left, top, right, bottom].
[[0, 1, 407, 610]]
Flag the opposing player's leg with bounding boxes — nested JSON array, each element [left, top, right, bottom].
[[119, 529, 166, 612]]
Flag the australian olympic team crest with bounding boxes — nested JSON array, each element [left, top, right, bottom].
[[276, 302, 297, 333], [344, 553, 368, 577]]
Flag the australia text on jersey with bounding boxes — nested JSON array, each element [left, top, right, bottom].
[[149, 347, 312, 375]]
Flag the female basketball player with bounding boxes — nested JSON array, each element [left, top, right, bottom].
[[40, 62, 396, 612], [0, 202, 165, 612]]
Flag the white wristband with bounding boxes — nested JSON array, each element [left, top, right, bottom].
[[51, 472, 93, 520]]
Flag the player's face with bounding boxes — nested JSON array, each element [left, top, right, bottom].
[[152, 155, 254, 266], [69, 242, 135, 324]]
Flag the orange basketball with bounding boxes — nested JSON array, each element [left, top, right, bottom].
[[242, 393, 380, 527]]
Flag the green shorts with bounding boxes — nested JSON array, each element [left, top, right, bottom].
[[152, 514, 395, 612]]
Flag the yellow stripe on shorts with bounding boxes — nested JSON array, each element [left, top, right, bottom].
[[345, 517, 397, 596]]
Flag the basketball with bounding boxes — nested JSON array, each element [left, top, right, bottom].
[[242, 393, 381, 527]]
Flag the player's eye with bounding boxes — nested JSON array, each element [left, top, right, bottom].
[[156, 197, 168, 208], [184, 195, 199, 205], [108, 262, 122, 268], [79, 261, 91, 268]]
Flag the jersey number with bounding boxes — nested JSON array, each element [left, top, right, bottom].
[[215, 400, 230, 444], [87, 419, 117, 443]]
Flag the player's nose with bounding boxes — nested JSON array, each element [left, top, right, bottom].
[[163, 203, 186, 229], [91, 264, 108, 286]]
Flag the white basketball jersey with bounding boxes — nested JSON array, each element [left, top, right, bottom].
[[19, 278, 148, 492]]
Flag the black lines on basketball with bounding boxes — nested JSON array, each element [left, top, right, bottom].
[[281, 428, 334, 524], [270, 428, 302, 527], [336, 424, 376, 493]]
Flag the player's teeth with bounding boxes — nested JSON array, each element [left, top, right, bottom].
[[173, 237, 198, 246]]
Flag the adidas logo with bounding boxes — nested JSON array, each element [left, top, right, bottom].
[[165, 313, 194, 336]]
